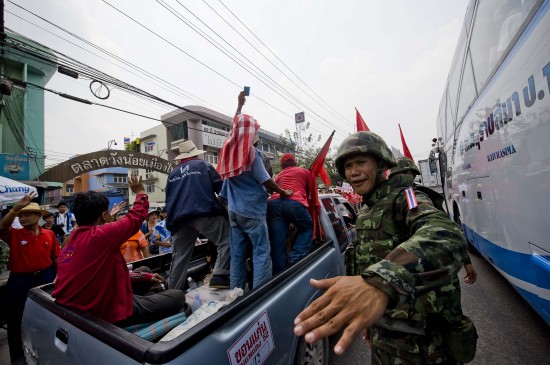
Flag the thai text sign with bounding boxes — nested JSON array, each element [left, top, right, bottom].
[[228, 311, 274, 365], [0, 153, 30, 180], [36, 151, 176, 183], [203, 125, 228, 148]]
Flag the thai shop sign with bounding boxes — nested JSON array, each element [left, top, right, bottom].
[[203, 125, 228, 148], [0, 153, 30, 180]]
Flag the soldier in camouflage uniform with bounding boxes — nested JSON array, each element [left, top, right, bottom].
[[390, 157, 477, 285], [294, 132, 473, 364]]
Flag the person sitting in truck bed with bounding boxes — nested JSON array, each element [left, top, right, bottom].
[[52, 175, 185, 326]]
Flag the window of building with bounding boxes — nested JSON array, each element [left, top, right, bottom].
[[202, 120, 230, 132], [96, 176, 105, 185], [146, 184, 155, 193], [145, 143, 154, 152], [113, 176, 127, 183], [66, 187, 74, 193], [131, 169, 139, 176], [171, 121, 188, 141], [205, 151, 219, 165]]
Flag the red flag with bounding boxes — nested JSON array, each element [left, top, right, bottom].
[[319, 166, 331, 186], [355, 107, 370, 131], [308, 131, 335, 240], [398, 123, 413, 161]]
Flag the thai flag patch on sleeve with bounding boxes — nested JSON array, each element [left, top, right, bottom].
[[405, 187, 418, 210]]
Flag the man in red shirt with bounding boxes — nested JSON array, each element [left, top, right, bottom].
[[0, 192, 59, 364], [52, 175, 184, 326], [267, 154, 314, 274]]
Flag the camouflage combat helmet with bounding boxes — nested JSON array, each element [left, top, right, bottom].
[[389, 157, 420, 178], [335, 131, 397, 178]]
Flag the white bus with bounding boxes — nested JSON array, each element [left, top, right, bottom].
[[437, 0, 550, 325]]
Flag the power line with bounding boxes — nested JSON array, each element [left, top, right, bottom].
[[204, 0, 353, 128], [5, 1, 224, 112], [215, 0, 352, 126], [4, 20, 336, 140], [99, 0, 321, 131], [153, 0, 348, 137], [5, 2, 345, 141]]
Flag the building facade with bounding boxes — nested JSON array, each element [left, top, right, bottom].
[[129, 105, 294, 204]]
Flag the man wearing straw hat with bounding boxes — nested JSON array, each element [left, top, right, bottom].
[[0, 191, 59, 364], [165, 140, 231, 290]]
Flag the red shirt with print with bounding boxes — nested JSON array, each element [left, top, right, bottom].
[[52, 193, 149, 323], [1, 227, 59, 273]]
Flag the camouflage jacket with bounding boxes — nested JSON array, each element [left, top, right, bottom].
[[348, 174, 467, 326]]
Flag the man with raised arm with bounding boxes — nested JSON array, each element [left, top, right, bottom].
[[218, 91, 293, 290], [0, 192, 58, 364], [52, 175, 184, 326]]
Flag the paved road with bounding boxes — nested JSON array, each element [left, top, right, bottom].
[[330, 253, 550, 364]]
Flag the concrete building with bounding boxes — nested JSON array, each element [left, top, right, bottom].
[[0, 32, 57, 181], [130, 106, 294, 204]]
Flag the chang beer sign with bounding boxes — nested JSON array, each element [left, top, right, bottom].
[[0, 153, 30, 180], [203, 125, 229, 148]]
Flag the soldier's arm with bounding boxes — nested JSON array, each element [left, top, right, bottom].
[[362, 191, 466, 307]]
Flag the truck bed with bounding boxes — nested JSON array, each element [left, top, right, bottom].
[[24, 241, 341, 364], [22, 194, 357, 365]]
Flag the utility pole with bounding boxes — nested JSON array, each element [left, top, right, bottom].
[[0, 0, 5, 43]]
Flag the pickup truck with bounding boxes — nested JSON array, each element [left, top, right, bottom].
[[21, 194, 357, 365]]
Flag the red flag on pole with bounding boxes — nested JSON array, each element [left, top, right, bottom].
[[355, 108, 370, 131], [319, 166, 331, 186], [398, 123, 413, 161], [307, 131, 335, 240]]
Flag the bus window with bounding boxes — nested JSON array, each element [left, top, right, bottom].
[[456, 51, 477, 120], [437, 91, 447, 142], [446, 26, 467, 123], [469, 0, 537, 92]]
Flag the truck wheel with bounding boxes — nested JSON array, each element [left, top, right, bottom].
[[294, 337, 329, 365]]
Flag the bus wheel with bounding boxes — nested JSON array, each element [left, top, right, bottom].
[[294, 337, 329, 365]]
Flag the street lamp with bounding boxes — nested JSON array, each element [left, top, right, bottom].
[[107, 139, 117, 150]]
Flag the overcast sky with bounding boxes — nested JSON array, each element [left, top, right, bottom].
[[5, 0, 469, 167]]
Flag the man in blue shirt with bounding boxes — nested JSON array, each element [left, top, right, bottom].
[[218, 93, 292, 290], [165, 140, 231, 289]]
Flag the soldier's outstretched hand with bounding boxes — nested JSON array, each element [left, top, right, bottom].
[[293, 276, 389, 355]]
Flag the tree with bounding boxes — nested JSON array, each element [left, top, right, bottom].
[[124, 139, 140, 152], [278, 122, 343, 186]]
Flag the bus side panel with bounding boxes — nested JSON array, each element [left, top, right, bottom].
[[451, 1, 550, 324]]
